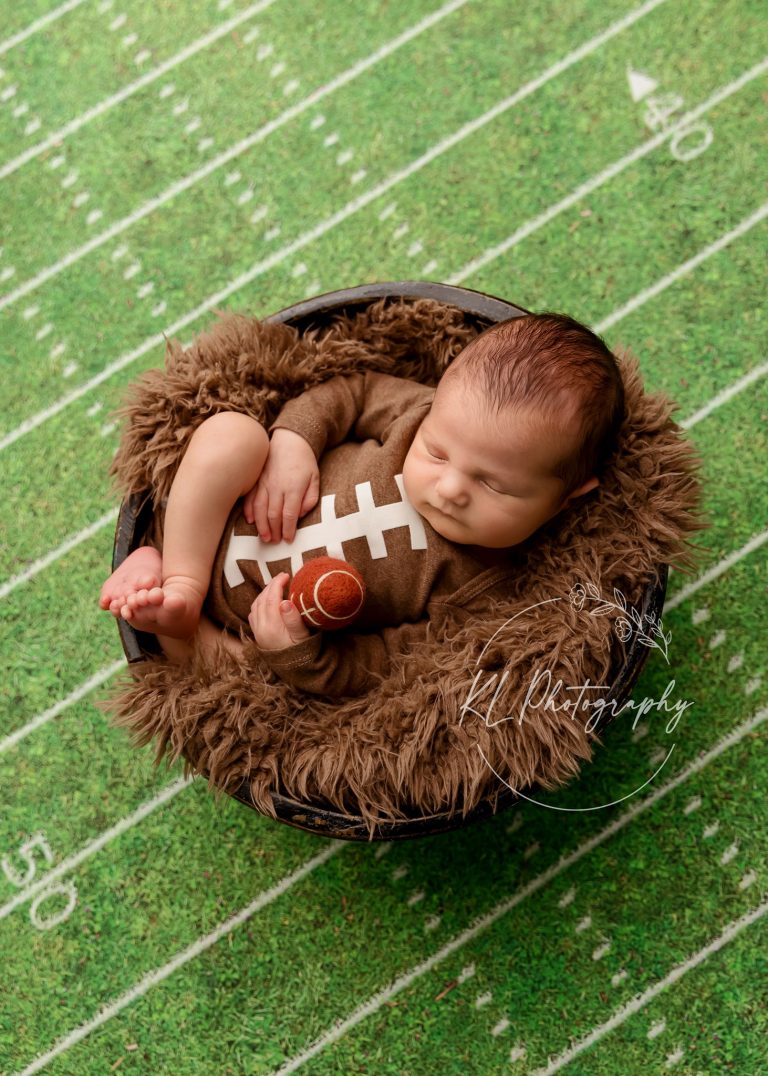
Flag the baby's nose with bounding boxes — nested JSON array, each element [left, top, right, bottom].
[[436, 473, 468, 502]]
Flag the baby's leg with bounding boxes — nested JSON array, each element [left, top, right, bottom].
[[156, 612, 247, 665], [101, 412, 269, 640]]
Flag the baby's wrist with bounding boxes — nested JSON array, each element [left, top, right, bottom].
[[270, 427, 303, 442]]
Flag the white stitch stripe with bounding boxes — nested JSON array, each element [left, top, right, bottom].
[[0, 0, 279, 178], [0, 0, 471, 298], [531, 898, 768, 1073], [0, 776, 193, 920], [16, 842, 344, 1076], [0, 0, 86, 58], [265, 706, 768, 1075]]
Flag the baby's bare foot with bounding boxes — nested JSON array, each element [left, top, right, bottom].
[[100, 546, 162, 616], [120, 575, 205, 639], [100, 549, 204, 639]]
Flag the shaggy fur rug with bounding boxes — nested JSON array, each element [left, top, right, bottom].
[[99, 296, 709, 836]]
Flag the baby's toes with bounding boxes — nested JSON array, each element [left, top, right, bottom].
[[146, 587, 165, 606], [100, 585, 119, 609], [109, 596, 124, 615]]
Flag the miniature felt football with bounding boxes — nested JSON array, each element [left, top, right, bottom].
[[288, 556, 366, 630]]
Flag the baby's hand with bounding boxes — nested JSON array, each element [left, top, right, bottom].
[[248, 572, 312, 650], [243, 429, 320, 544]]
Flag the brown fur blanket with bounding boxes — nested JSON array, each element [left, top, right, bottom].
[[99, 296, 708, 836]]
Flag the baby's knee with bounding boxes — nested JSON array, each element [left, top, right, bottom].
[[189, 411, 269, 465]]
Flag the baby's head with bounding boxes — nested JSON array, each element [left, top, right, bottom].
[[401, 311, 626, 549]]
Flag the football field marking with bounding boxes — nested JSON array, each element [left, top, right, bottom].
[[4, 50, 762, 456], [272, 704, 767, 1074], [447, 59, 768, 284], [15, 707, 768, 1075], [663, 528, 768, 612], [0, 776, 193, 921], [595, 201, 768, 332], [0, 0, 277, 180], [676, 356, 768, 430], [15, 840, 345, 1076], [0, 0, 86, 57], [530, 895, 768, 1074], [0, 0, 474, 311], [0, 507, 117, 600], [0, 660, 125, 754]]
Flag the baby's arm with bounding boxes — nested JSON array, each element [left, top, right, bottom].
[[252, 613, 436, 698]]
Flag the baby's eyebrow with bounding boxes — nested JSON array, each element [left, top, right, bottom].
[[421, 424, 519, 484]]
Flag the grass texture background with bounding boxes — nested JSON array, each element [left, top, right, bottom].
[[0, 0, 766, 1072]]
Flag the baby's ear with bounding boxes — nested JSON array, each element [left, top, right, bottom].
[[563, 475, 599, 507]]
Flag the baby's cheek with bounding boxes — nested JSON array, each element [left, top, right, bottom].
[[401, 456, 418, 501]]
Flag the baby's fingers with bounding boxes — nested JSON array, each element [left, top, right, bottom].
[[248, 574, 291, 648], [247, 485, 273, 540]]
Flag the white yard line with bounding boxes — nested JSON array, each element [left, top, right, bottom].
[[0, 507, 117, 599], [664, 529, 768, 612], [1, 203, 764, 603], [1, 51, 761, 457], [265, 706, 768, 1075], [531, 896, 768, 1074], [446, 62, 768, 285], [15, 708, 766, 1074], [0, 776, 193, 921], [0, 0, 276, 180], [0, 0, 473, 311], [16, 840, 345, 1076], [595, 200, 768, 333], [678, 357, 768, 430], [0, 659, 125, 754], [0, 0, 86, 57]]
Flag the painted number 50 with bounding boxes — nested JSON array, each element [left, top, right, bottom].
[[1, 832, 78, 931]]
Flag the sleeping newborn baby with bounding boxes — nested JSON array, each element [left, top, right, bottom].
[[99, 311, 625, 697]]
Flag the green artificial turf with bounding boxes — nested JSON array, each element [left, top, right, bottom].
[[0, 0, 766, 1072]]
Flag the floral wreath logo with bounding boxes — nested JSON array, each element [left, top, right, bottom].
[[463, 577, 693, 812], [568, 580, 672, 665]]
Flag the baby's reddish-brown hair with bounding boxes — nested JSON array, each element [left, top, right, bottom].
[[441, 312, 626, 496]]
